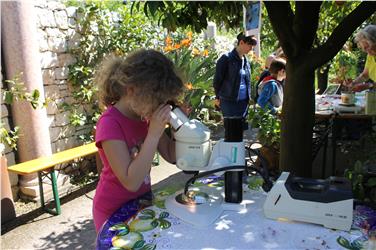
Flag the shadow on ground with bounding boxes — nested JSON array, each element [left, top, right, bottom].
[[1, 181, 97, 235], [35, 218, 95, 249]]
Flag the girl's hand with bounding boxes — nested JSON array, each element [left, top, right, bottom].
[[148, 104, 171, 138]]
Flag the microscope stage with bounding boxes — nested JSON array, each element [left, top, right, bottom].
[[165, 187, 223, 227]]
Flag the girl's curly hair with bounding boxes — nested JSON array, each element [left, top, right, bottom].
[[95, 49, 184, 109]]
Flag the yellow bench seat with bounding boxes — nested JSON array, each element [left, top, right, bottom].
[[7, 142, 98, 215], [8, 142, 98, 175]]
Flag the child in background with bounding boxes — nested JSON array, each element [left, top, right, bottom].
[[253, 53, 276, 103], [93, 49, 184, 232], [257, 58, 286, 114]]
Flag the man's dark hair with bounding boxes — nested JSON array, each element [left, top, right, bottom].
[[237, 32, 257, 46]]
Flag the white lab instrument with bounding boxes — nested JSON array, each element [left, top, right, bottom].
[[333, 103, 362, 114], [166, 106, 246, 227], [263, 172, 353, 231]]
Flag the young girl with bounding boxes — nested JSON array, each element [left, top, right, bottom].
[[93, 49, 183, 232]]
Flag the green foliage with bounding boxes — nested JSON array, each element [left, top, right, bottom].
[[134, 1, 245, 33], [260, 5, 279, 58], [1, 74, 48, 150], [248, 106, 281, 149], [66, 1, 221, 139], [248, 54, 265, 103], [344, 160, 376, 203], [2, 74, 48, 109], [330, 47, 359, 84], [314, 2, 374, 86], [315, 2, 359, 47], [65, 1, 165, 141], [0, 126, 20, 151], [163, 32, 219, 121]]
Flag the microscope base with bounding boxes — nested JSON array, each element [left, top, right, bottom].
[[165, 186, 248, 227]]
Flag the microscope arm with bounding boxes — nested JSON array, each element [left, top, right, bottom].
[[183, 166, 245, 195]]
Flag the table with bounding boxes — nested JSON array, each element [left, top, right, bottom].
[[96, 177, 374, 250], [315, 94, 375, 177]]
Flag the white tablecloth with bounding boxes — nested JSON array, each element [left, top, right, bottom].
[[97, 180, 373, 250]]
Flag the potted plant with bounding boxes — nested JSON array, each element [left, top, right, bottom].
[[248, 106, 281, 172]]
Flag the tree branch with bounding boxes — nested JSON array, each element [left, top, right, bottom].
[[264, 2, 296, 58], [294, 2, 322, 51], [310, 1, 376, 69]]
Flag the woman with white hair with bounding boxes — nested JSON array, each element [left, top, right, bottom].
[[345, 24, 376, 91]]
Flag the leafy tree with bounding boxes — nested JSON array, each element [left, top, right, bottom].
[[264, 1, 375, 176], [132, 1, 245, 33], [138, 1, 376, 177]]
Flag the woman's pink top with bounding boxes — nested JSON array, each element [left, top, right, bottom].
[[93, 106, 150, 232]]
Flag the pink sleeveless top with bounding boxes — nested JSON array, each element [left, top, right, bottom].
[[93, 106, 150, 232]]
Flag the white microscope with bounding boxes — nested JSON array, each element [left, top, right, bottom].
[[166, 106, 353, 231], [165, 106, 248, 227]]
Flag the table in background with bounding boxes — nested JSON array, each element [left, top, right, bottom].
[[315, 94, 375, 177], [96, 178, 373, 250]]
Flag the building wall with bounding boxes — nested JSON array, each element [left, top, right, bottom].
[[1, 0, 92, 200]]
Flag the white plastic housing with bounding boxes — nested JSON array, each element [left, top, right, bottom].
[[263, 172, 353, 231], [174, 119, 211, 171]]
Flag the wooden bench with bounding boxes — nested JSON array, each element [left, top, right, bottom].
[[8, 142, 98, 215]]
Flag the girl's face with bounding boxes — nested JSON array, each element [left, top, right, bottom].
[[130, 100, 155, 120], [128, 93, 163, 120]]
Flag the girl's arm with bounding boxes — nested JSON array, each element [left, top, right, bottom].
[[102, 105, 171, 192]]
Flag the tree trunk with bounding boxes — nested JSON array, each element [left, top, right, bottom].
[[280, 60, 315, 177], [316, 65, 330, 95]]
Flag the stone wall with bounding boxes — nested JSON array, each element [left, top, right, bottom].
[[34, 0, 89, 153], [1, 0, 94, 200]]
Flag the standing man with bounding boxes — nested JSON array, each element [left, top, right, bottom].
[[213, 32, 257, 128]]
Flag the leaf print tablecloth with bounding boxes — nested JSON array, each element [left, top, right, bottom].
[[96, 178, 375, 250]]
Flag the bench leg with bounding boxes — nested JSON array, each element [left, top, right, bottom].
[[38, 170, 61, 215], [50, 170, 61, 215], [38, 172, 46, 209]]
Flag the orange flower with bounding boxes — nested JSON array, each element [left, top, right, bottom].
[[202, 49, 209, 57], [180, 39, 191, 47], [164, 45, 174, 52], [185, 82, 193, 90], [165, 36, 172, 46], [174, 44, 181, 49]]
